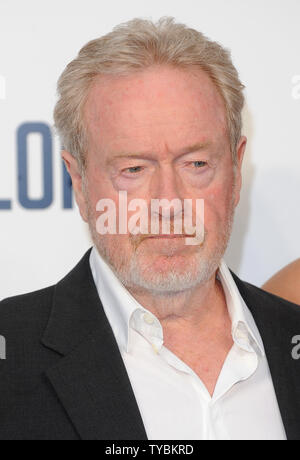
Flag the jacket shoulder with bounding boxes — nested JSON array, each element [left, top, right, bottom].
[[0, 285, 55, 337], [232, 271, 300, 324], [245, 279, 300, 311]]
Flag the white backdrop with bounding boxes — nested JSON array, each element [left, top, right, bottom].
[[0, 0, 299, 300]]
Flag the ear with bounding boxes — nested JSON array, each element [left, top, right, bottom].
[[233, 136, 247, 207], [62, 150, 88, 222]]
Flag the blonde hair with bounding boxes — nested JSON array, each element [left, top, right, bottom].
[[54, 16, 245, 170]]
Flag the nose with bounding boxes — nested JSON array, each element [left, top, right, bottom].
[[150, 164, 184, 219]]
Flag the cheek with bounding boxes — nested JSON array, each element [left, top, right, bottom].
[[86, 174, 142, 245], [85, 169, 116, 214], [202, 182, 235, 231]]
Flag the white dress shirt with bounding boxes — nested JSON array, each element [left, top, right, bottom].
[[89, 246, 286, 440]]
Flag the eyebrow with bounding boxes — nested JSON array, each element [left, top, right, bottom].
[[106, 141, 212, 164]]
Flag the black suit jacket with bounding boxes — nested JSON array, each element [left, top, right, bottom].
[[1, 247, 300, 440]]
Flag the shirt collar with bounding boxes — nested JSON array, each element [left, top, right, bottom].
[[90, 246, 265, 357], [217, 259, 265, 356], [89, 246, 145, 353]]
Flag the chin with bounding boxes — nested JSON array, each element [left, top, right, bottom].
[[127, 263, 209, 295], [119, 250, 196, 280], [140, 251, 195, 273]]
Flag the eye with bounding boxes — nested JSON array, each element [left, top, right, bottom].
[[191, 161, 207, 168], [122, 166, 144, 174]]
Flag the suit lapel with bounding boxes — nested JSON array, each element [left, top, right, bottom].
[[232, 271, 300, 440], [42, 248, 147, 440]]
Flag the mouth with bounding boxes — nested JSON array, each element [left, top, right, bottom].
[[147, 234, 192, 239]]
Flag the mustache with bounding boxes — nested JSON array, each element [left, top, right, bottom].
[[130, 223, 201, 247]]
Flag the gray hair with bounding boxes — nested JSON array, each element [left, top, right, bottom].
[[54, 16, 245, 171]]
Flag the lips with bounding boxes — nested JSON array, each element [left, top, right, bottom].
[[147, 234, 190, 239]]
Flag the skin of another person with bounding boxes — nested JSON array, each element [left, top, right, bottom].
[[63, 65, 247, 396], [262, 259, 300, 306]]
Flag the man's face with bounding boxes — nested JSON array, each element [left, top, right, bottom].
[[67, 65, 246, 295]]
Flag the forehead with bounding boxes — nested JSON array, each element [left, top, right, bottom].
[[84, 65, 228, 156]]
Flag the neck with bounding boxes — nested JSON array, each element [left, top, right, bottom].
[[126, 271, 229, 336], [127, 267, 233, 397]]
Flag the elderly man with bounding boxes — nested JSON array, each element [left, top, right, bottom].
[[0, 17, 299, 441]]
